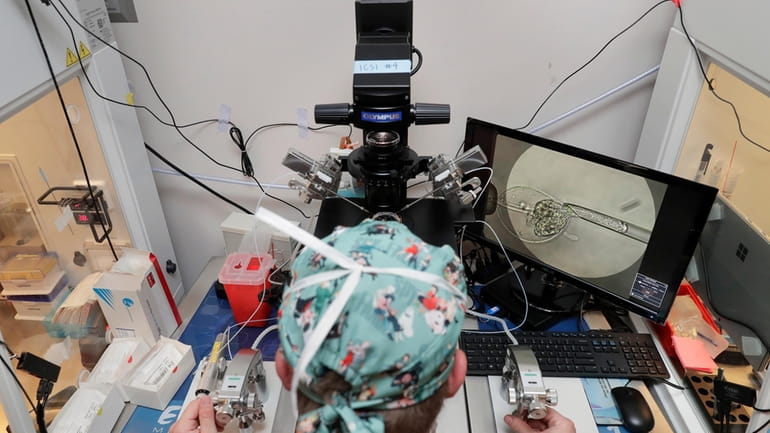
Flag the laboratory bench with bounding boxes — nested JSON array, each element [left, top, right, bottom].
[[111, 257, 732, 433]]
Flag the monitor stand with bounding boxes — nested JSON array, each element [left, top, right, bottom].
[[480, 266, 586, 331]]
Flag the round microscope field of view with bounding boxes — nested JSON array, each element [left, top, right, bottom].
[[502, 147, 656, 279]]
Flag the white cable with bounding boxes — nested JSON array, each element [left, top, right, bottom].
[[464, 166, 493, 208], [221, 285, 268, 359], [465, 310, 518, 345], [464, 220, 530, 331], [251, 324, 279, 351]]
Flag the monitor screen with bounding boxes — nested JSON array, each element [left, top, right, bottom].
[[463, 118, 718, 324]]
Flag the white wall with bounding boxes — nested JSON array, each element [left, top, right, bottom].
[[110, 1, 677, 289]]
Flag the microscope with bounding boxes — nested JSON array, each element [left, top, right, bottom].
[[282, 0, 486, 246]]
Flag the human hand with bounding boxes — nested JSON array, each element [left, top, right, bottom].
[[503, 408, 576, 433], [169, 395, 219, 433]]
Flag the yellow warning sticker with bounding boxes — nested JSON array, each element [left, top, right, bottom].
[[65, 48, 79, 67], [78, 41, 91, 59], [126, 93, 134, 105]]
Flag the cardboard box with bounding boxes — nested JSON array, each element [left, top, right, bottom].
[[119, 337, 194, 410], [93, 249, 181, 345]]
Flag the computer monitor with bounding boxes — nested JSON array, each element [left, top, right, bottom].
[[463, 118, 718, 324]]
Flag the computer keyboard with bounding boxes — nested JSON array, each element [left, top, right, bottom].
[[460, 330, 669, 379]]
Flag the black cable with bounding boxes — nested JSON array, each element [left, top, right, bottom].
[[676, 3, 769, 153], [145, 143, 252, 215], [513, 0, 671, 131], [26, 0, 118, 261], [751, 417, 770, 433], [177, 118, 235, 129], [49, 1, 246, 175], [411, 47, 423, 76], [0, 350, 37, 412], [649, 377, 687, 390], [454, 140, 466, 157], [247, 174, 311, 219], [49, 2, 311, 220], [244, 122, 352, 147], [755, 407, 770, 413], [229, 126, 254, 177]]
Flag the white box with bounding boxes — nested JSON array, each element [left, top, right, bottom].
[[120, 337, 194, 410], [93, 249, 181, 346], [10, 282, 69, 321], [84, 337, 150, 400], [221, 212, 258, 255], [48, 384, 125, 433]]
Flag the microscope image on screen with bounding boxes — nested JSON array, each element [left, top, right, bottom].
[[487, 135, 667, 301]]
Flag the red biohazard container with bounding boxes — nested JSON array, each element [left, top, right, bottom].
[[218, 253, 275, 327]]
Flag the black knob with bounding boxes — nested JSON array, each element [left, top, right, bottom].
[[412, 103, 450, 125], [315, 103, 353, 125], [166, 259, 177, 274]]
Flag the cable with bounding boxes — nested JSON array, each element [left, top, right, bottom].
[[145, 143, 253, 215], [650, 377, 687, 390], [221, 284, 271, 359], [145, 142, 310, 218], [464, 166, 493, 208], [410, 47, 423, 76], [251, 324, 279, 351], [513, 0, 671, 131], [676, 3, 769, 153], [50, 2, 247, 174], [457, 220, 530, 330], [244, 123, 352, 147], [51, 1, 314, 219], [27, 0, 118, 262], [454, 140, 466, 158], [249, 174, 311, 219], [465, 310, 519, 345], [0, 348, 36, 410], [750, 417, 770, 433], [229, 126, 254, 177]]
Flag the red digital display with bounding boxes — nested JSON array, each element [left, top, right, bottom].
[[77, 214, 90, 222]]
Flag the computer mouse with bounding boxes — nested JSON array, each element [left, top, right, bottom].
[[611, 386, 655, 433]]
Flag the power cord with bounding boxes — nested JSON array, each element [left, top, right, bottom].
[[0, 341, 36, 410], [513, 0, 671, 131], [244, 122, 351, 147], [25, 0, 118, 261], [145, 143, 253, 215], [676, 3, 769, 153], [50, 0, 313, 219]]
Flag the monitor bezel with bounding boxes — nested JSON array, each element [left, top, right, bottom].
[[462, 117, 718, 324]]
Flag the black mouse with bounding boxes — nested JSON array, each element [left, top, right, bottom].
[[611, 386, 655, 433]]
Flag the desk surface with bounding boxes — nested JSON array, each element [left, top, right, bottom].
[[116, 257, 711, 433]]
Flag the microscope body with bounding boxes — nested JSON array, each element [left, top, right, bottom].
[[314, 0, 450, 212], [283, 0, 485, 244]]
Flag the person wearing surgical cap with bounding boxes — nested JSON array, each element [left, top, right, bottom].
[[274, 218, 467, 433], [170, 210, 575, 433]]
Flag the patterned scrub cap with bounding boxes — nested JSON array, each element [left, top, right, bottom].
[[254, 208, 466, 433]]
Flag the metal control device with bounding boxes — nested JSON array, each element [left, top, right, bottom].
[[187, 345, 270, 433], [500, 345, 558, 420]]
